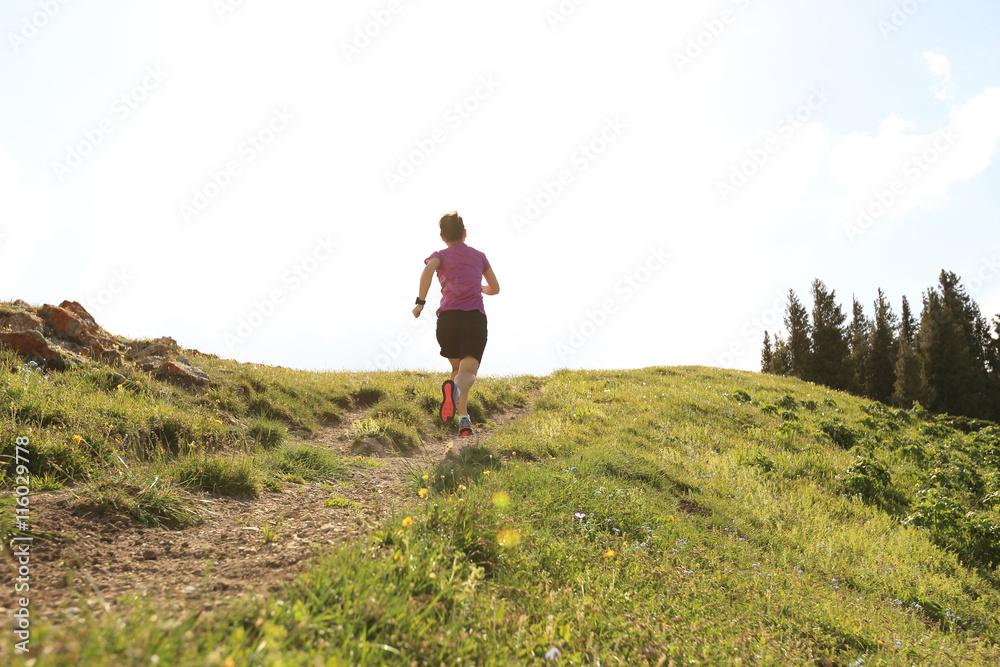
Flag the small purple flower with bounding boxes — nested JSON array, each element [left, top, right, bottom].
[[545, 647, 560, 661], [574, 513, 585, 520]]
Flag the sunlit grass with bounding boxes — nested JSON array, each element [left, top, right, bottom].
[[6, 365, 1000, 665]]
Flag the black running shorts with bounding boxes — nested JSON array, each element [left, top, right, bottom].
[[436, 309, 488, 363]]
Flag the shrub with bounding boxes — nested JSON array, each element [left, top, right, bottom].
[[777, 394, 799, 410], [843, 455, 891, 501], [819, 421, 856, 449], [731, 390, 752, 403]]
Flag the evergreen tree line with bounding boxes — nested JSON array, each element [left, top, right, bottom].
[[761, 270, 1000, 422]]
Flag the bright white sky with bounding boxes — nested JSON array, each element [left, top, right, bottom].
[[1, 0, 998, 376]]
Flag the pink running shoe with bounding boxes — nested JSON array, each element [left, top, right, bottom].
[[440, 379, 457, 423]]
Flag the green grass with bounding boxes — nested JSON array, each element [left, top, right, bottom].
[[269, 444, 349, 483], [8, 365, 1000, 664], [171, 453, 260, 497], [74, 473, 199, 529], [247, 417, 287, 449]]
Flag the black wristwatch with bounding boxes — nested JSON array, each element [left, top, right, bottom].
[[415, 297, 426, 306]]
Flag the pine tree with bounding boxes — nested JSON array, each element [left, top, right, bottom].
[[809, 279, 852, 390], [900, 296, 916, 346], [784, 290, 812, 381], [771, 334, 791, 376], [761, 331, 774, 373], [986, 316, 1000, 421], [867, 289, 898, 404], [918, 271, 988, 418], [893, 295, 924, 409], [848, 297, 871, 396]]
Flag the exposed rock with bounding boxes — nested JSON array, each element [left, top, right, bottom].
[[39, 304, 98, 341], [350, 437, 387, 457], [156, 360, 210, 386], [0, 310, 45, 333], [0, 330, 65, 363], [58, 300, 99, 330], [127, 338, 178, 360], [2, 299, 209, 381]]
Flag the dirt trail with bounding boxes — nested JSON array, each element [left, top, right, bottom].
[[0, 398, 535, 624]]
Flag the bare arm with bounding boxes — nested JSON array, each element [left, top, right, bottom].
[[482, 267, 500, 296], [413, 258, 440, 317]]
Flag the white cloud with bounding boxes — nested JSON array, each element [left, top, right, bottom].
[[923, 50, 955, 101], [829, 87, 1000, 231]]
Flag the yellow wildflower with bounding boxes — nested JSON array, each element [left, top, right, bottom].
[[418, 488, 428, 498], [402, 517, 413, 528]]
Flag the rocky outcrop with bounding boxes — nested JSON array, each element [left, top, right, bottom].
[[0, 330, 64, 364], [0, 309, 45, 334], [156, 360, 210, 386], [0, 300, 211, 388]]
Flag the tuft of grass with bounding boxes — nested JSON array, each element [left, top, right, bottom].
[[248, 417, 286, 449], [353, 384, 385, 405], [350, 417, 421, 453], [270, 444, 348, 483], [324, 497, 361, 509], [262, 516, 282, 543], [367, 399, 428, 432], [171, 454, 260, 497], [77, 475, 198, 529]]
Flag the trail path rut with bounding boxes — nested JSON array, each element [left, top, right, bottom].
[[0, 396, 535, 623]]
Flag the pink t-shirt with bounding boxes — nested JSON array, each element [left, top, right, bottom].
[[425, 243, 491, 317]]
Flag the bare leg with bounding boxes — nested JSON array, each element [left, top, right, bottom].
[[448, 358, 460, 383], [454, 355, 479, 416]]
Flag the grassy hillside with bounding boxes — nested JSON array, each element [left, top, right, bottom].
[[4, 357, 1000, 665]]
